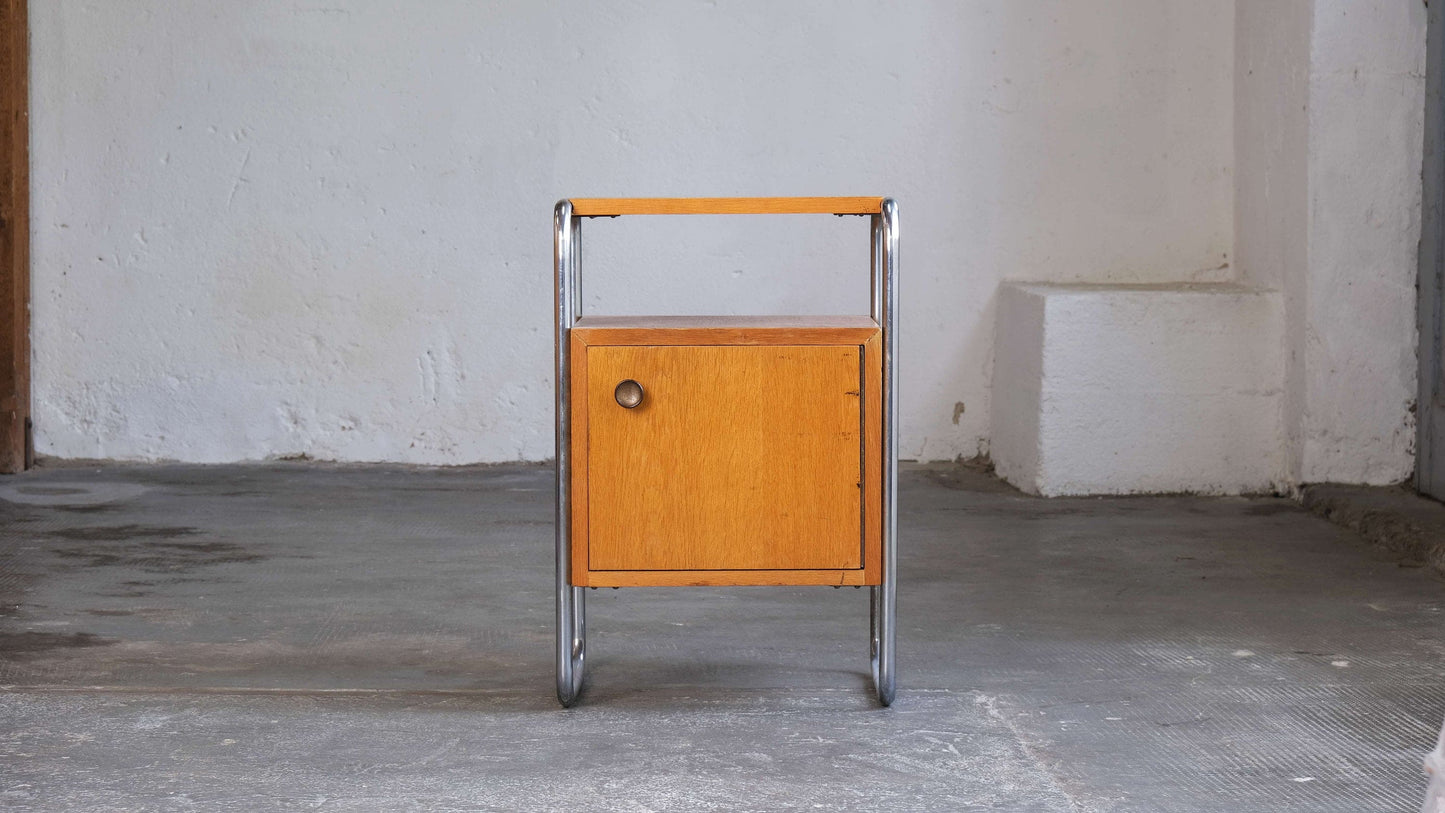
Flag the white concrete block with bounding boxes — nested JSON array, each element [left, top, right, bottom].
[[992, 283, 1284, 496]]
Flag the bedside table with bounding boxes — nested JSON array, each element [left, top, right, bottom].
[[552, 197, 898, 707]]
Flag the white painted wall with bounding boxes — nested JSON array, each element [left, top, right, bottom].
[[988, 0, 1426, 495], [1235, 0, 1426, 486], [1302, 0, 1425, 484], [28, 1, 1235, 464], [1234, 0, 1312, 488]]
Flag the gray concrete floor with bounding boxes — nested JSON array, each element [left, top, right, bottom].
[[0, 462, 1441, 812]]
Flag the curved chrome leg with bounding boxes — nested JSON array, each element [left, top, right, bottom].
[[870, 200, 899, 707], [869, 584, 881, 685], [555, 201, 587, 707], [558, 585, 586, 705]]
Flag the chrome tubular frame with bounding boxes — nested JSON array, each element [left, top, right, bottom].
[[554, 200, 585, 707], [870, 198, 899, 707], [553, 198, 897, 707]]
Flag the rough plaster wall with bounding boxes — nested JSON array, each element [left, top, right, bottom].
[[29, 1, 1235, 464], [1234, 0, 1311, 483], [1302, 0, 1425, 484], [987, 285, 1045, 492], [1235, 0, 1425, 487]]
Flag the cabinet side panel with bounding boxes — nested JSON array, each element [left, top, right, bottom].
[[864, 334, 884, 584], [568, 332, 590, 586]]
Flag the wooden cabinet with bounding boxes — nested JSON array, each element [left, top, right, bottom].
[[569, 317, 883, 586], [553, 197, 898, 707]]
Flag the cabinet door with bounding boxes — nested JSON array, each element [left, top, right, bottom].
[[586, 344, 863, 572]]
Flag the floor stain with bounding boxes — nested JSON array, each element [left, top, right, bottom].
[[0, 631, 114, 655], [1244, 503, 1300, 517], [50, 539, 264, 572], [55, 504, 122, 515], [44, 524, 200, 542]]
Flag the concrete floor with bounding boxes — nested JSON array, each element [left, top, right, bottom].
[[1303, 481, 1445, 577], [0, 462, 1441, 812]]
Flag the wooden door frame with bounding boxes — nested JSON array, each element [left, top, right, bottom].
[[0, 0, 28, 473]]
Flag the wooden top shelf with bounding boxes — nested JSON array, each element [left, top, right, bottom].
[[573, 315, 878, 330], [567, 197, 885, 217]]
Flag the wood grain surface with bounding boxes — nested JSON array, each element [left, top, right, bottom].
[[586, 344, 863, 572], [0, 0, 29, 472], [573, 316, 878, 349], [569, 197, 883, 217], [574, 315, 879, 330], [861, 332, 884, 583], [585, 569, 871, 588]]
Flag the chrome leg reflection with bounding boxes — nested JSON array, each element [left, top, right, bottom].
[[555, 200, 587, 707], [874, 198, 899, 707]]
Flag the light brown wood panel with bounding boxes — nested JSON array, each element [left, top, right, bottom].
[[573, 317, 878, 349], [586, 344, 863, 572], [570, 197, 883, 217], [568, 329, 592, 585], [0, 0, 28, 472], [587, 569, 870, 588], [862, 332, 884, 583], [575, 315, 878, 330]]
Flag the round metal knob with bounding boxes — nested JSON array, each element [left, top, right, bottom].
[[614, 379, 644, 409]]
